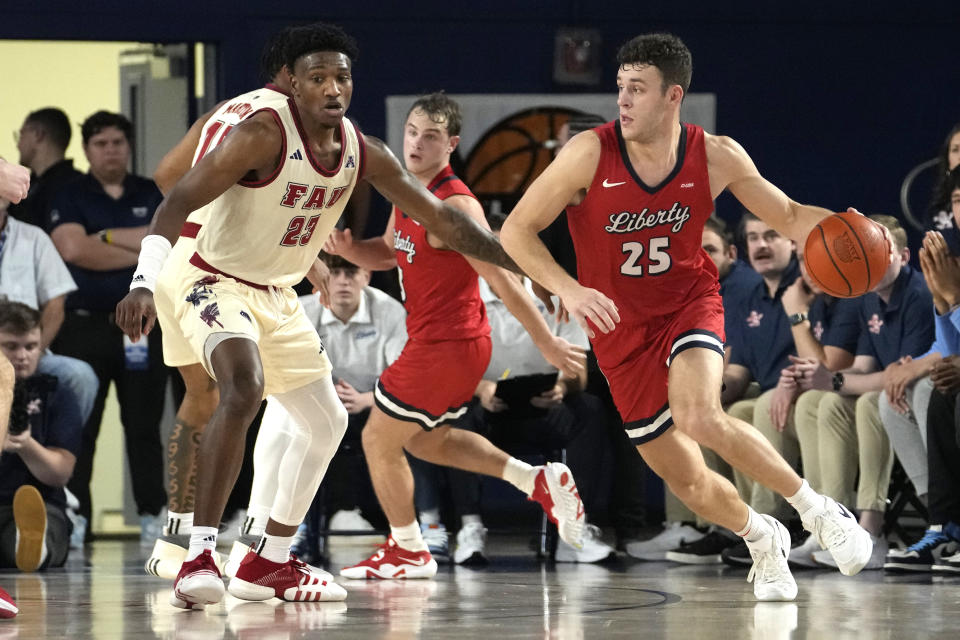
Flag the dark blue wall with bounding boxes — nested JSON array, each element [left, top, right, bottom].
[[4, 0, 958, 232]]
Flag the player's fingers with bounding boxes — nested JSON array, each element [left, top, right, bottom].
[[587, 302, 617, 333], [142, 313, 156, 336]]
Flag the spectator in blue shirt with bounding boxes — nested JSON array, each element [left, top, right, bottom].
[[792, 215, 935, 570], [0, 301, 81, 571], [47, 111, 168, 543]]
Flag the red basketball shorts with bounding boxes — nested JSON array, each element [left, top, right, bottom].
[[596, 293, 725, 445], [375, 335, 492, 431]]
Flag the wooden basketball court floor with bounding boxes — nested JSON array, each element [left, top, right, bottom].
[[1, 536, 957, 639]]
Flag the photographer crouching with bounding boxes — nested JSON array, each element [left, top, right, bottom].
[[0, 301, 81, 571]]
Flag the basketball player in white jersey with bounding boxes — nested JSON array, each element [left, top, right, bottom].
[[141, 26, 336, 584], [117, 23, 540, 609]]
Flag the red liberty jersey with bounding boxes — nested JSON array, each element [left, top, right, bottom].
[[392, 165, 490, 342], [566, 122, 719, 367]]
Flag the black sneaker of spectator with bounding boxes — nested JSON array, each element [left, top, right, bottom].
[[665, 528, 739, 564]]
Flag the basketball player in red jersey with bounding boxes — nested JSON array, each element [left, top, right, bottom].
[[116, 25, 550, 608], [500, 33, 875, 601], [327, 93, 587, 579]]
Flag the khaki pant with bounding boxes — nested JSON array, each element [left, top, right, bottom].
[[794, 390, 892, 512]]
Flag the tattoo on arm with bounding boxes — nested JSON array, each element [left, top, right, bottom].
[[436, 203, 522, 274]]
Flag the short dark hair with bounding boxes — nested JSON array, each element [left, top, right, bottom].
[[407, 92, 462, 137], [703, 214, 732, 249], [284, 22, 359, 74], [869, 214, 907, 252], [616, 33, 693, 94], [25, 107, 72, 151], [81, 110, 133, 145], [736, 209, 761, 246], [319, 251, 359, 271], [260, 26, 297, 82], [0, 302, 41, 335], [566, 113, 606, 137]]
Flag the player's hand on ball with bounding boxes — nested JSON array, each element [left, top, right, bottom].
[[560, 284, 620, 338], [116, 288, 157, 341]]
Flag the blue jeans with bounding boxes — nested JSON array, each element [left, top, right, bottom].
[[38, 352, 99, 424]]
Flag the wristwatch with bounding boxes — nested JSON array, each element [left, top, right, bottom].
[[788, 312, 809, 326], [832, 371, 844, 392]]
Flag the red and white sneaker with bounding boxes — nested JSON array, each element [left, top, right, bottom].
[[228, 551, 347, 602], [289, 554, 335, 582], [529, 463, 585, 549], [339, 536, 438, 580], [0, 586, 17, 619], [169, 549, 225, 610]]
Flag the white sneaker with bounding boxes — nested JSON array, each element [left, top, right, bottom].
[[329, 508, 383, 546], [420, 523, 450, 562], [225, 541, 254, 579], [454, 522, 487, 565], [556, 524, 615, 563], [529, 463, 585, 549], [140, 510, 166, 546], [217, 510, 245, 547], [625, 522, 705, 561], [746, 516, 797, 602], [787, 533, 821, 569], [800, 496, 873, 576], [814, 534, 887, 571]]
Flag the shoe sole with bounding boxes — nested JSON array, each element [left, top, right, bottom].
[[14, 485, 46, 573], [539, 463, 585, 549], [145, 538, 188, 580], [228, 576, 348, 602], [170, 575, 225, 609], [340, 559, 438, 580], [665, 552, 722, 564], [454, 552, 488, 566], [883, 562, 933, 572], [932, 564, 960, 573]]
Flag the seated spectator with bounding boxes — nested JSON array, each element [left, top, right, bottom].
[[923, 124, 960, 252], [48, 110, 168, 543], [0, 183, 98, 426], [0, 302, 82, 572], [792, 215, 934, 570], [8, 108, 81, 232], [412, 232, 613, 564], [883, 228, 960, 571], [292, 254, 406, 559], [629, 214, 763, 561], [878, 174, 960, 523]]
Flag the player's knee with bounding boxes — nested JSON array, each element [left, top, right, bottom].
[[665, 467, 709, 507], [331, 402, 349, 440], [671, 407, 728, 447], [217, 369, 264, 416]]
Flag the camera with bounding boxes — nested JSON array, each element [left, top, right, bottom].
[[7, 375, 57, 436]]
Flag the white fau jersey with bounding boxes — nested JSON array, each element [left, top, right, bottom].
[[185, 84, 291, 226], [192, 99, 364, 288]]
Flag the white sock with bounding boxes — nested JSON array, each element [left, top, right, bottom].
[[391, 521, 427, 552], [462, 514, 483, 528], [786, 479, 822, 517], [165, 511, 193, 537], [243, 506, 270, 538], [502, 457, 537, 496], [735, 507, 773, 544], [256, 532, 293, 564], [186, 526, 219, 562], [419, 508, 441, 526]]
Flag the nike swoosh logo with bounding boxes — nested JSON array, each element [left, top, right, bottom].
[[838, 504, 854, 519], [396, 556, 428, 566], [602, 179, 626, 188]]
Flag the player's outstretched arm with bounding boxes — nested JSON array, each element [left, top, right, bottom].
[[323, 210, 397, 271], [501, 131, 620, 338], [361, 135, 520, 273], [706, 134, 831, 245]]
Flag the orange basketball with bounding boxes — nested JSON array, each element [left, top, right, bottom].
[[803, 212, 890, 298]]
